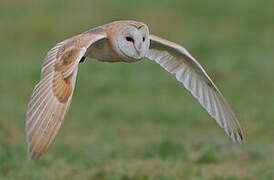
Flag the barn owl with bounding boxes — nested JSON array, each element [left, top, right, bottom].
[[26, 20, 244, 159]]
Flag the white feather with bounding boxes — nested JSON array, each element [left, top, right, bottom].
[[146, 35, 244, 142]]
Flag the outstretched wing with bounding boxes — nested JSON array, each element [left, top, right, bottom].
[[26, 32, 106, 159], [146, 35, 244, 142]]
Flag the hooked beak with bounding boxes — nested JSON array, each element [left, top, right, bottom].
[[134, 41, 142, 56]]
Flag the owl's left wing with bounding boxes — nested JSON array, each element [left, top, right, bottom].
[[146, 35, 244, 142]]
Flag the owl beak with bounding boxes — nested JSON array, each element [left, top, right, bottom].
[[134, 42, 142, 55], [132, 32, 143, 57]]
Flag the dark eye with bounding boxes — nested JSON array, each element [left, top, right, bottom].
[[142, 37, 145, 42], [126, 36, 134, 42]]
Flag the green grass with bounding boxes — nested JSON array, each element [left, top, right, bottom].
[[0, 0, 274, 179]]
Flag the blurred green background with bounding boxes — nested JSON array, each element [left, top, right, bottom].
[[0, 0, 273, 179]]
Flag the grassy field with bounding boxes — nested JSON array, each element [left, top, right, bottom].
[[0, 0, 274, 179]]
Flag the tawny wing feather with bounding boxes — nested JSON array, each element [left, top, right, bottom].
[[146, 35, 244, 142], [26, 32, 106, 159]]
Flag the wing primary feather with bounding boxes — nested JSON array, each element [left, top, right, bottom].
[[27, 94, 55, 138], [27, 89, 53, 127], [31, 72, 53, 98], [29, 100, 60, 159], [27, 78, 53, 115]]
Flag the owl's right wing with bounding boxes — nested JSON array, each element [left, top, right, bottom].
[[146, 35, 244, 142], [26, 32, 106, 159]]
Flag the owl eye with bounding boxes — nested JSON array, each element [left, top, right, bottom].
[[142, 37, 145, 42], [126, 36, 134, 42]]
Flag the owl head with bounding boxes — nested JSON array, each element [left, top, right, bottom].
[[108, 21, 150, 62]]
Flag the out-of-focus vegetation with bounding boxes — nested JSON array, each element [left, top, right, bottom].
[[0, 0, 273, 179]]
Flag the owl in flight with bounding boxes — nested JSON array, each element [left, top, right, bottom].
[[26, 20, 244, 159]]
